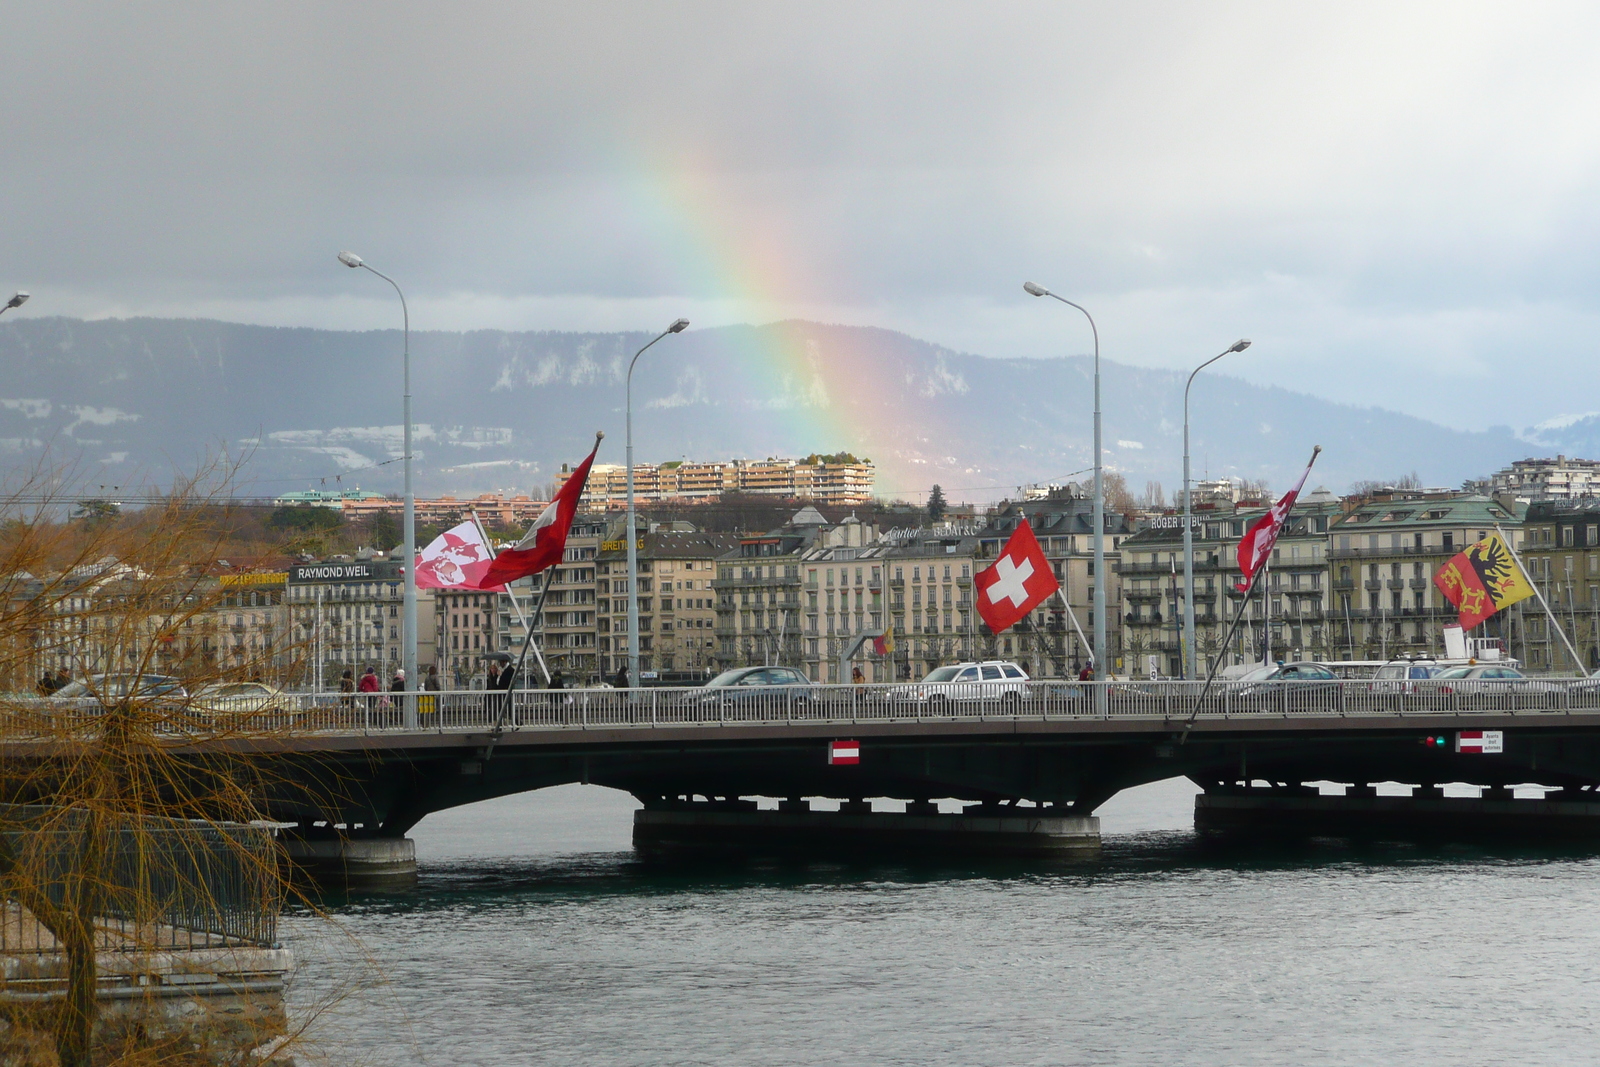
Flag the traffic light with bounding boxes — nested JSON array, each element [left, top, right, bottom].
[[1419, 735, 1448, 748]]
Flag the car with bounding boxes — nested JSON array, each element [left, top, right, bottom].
[[1430, 665, 1565, 695], [1369, 661, 1446, 694], [691, 666, 816, 714], [1232, 661, 1343, 707], [189, 681, 290, 715], [887, 660, 1031, 709], [50, 673, 188, 701]]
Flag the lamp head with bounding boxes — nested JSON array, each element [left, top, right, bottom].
[[5, 292, 28, 310], [668, 318, 690, 333], [337, 251, 364, 269], [1230, 339, 1252, 353], [1022, 282, 1048, 297]]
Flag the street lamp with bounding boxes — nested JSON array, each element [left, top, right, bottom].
[[626, 318, 690, 688], [0, 292, 30, 317], [1023, 281, 1106, 685], [1182, 339, 1251, 680], [336, 251, 418, 725]]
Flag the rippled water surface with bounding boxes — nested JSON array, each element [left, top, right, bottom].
[[283, 780, 1600, 1066]]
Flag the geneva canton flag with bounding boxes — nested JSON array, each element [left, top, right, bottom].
[[1433, 532, 1535, 630], [974, 521, 1059, 634]]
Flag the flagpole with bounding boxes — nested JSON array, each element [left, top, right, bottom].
[[486, 565, 558, 758], [1056, 588, 1091, 666], [1182, 563, 1269, 732], [1496, 523, 1585, 671]]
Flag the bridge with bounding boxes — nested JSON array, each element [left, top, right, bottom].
[[16, 681, 1600, 882]]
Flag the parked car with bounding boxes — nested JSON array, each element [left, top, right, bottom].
[[888, 661, 1031, 708], [50, 673, 188, 701], [1430, 665, 1564, 695]]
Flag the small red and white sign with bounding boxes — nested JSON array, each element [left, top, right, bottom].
[[1456, 730, 1504, 754], [828, 740, 860, 765]]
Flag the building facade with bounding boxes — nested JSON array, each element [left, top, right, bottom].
[[976, 490, 1135, 677], [1468, 455, 1600, 502], [713, 507, 858, 674], [1516, 501, 1600, 672], [566, 455, 875, 508], [1326, 491, 1525, 662], [597, 527, 736, 679], [1118, 492, 1339, 676], [286, 557, 437, 689]]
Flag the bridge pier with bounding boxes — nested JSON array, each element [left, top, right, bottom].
[[1196, 784, 1600, 841], [281, 835, 418, 890], [633, 798, 1100, 858]]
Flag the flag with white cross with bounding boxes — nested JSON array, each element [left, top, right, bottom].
[[974, 520, 1059, 634]]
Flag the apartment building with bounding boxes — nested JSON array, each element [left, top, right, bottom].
[[1117, 492, 1340, 676], [286, 556, 437, 687], [1468, 455, 1600, 502], [864, 532, 981, 682], [340, 493, 551, 528], [1515, 501, 1600, 672], [714, 507, 868, 673], [976, 489, 1136, 677], [1326, 491, 1525, 662], [596, 527, 736, 678], [565, 455, 875, 508]]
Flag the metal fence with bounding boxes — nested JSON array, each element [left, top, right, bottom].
[[0, 804, 278, 953], [11, 678, 1600, 739]]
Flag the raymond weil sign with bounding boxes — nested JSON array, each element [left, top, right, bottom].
[[288, 560, 404, 585]]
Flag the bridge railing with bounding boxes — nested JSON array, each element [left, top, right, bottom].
[[10, 677, 1600, 736]]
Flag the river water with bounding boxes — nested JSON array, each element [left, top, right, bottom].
[[282, 780, 1600, 1066]]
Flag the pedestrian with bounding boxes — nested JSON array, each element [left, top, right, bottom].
[[390, 668, 406, 693], [358, 665, 380, 716], [37, 671, 57, 696], [1078, 663, 1094, 682], [424, 665, 442, 692], [548, 669, 565, 690], [486, 661, 501, 690], [851, 665, 865, 685], [338, 668, 355, 711], [54, 668, 71, 692], [612, 663, 630, 689]]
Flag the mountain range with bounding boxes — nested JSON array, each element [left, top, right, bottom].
[[0, 316, 1577, 505]]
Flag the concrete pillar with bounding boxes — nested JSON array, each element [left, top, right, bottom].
[[283, 836, 417, 890]]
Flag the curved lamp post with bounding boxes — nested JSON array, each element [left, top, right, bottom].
[[1182, 339, 1251, 679], [1023, 281, 1106, 687], [0, 292, 29, 318], [336, 252, 418, 725], [625, 318, 690, 688]]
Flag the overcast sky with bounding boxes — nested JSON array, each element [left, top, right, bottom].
[[5, 2, 1600, 434]]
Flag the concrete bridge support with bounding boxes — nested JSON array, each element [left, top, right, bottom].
[[281, 836, 418, 890], [632, 797, 1100, 857], [1195, 783, 1600, 840]]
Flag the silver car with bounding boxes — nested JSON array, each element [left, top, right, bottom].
[[889, 660, 1031, 709]]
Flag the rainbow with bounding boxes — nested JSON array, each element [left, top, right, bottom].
[[621, 154, 903, 471]]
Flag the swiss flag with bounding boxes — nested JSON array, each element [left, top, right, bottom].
[[974, 521, 1059, 634], [477, 436, 602, 588]]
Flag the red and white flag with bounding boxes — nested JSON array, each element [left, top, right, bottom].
[[1235, 447, 1322, 591], [974, 520, 1060, 634], [477, 435, 602, 589], [415, 520, 505, 592]]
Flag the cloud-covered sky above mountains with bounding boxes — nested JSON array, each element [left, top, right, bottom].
[[5, 2, 1600, 434]]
